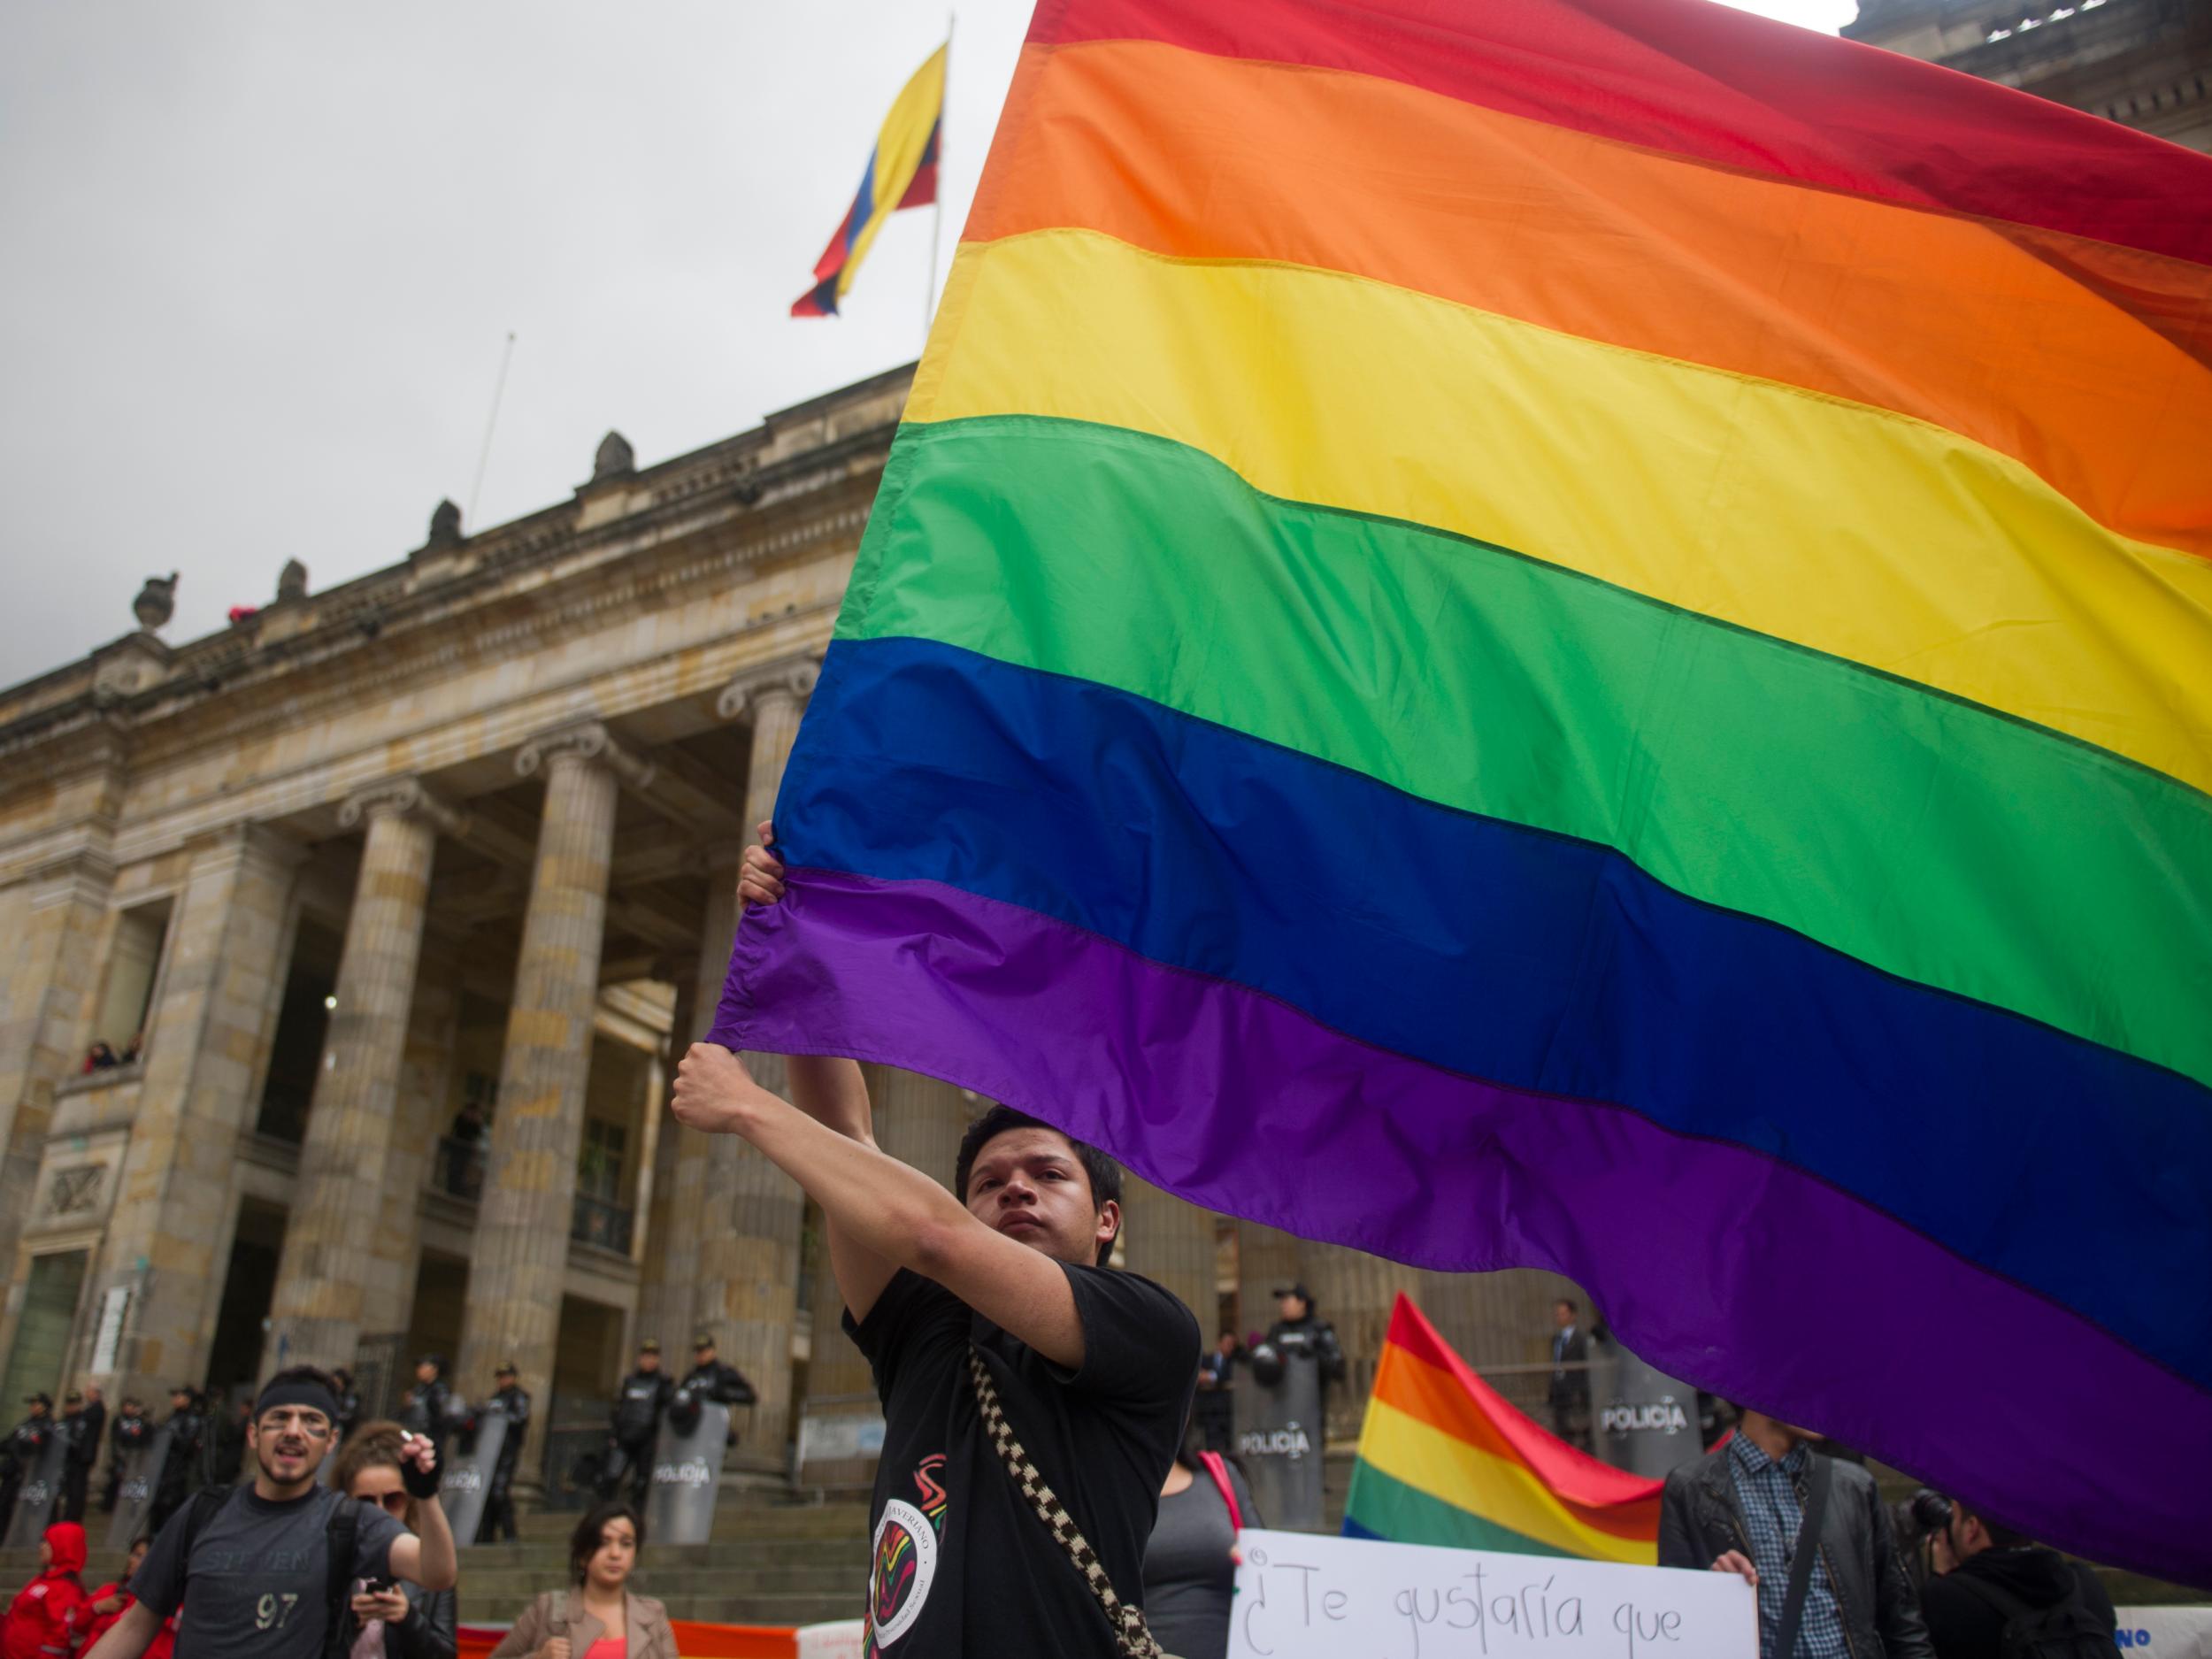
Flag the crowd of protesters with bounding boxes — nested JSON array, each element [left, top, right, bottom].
[[3, 825, 2140, 1659]]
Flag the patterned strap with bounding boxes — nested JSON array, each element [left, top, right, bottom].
[[967, 1346, 1165, 1659]]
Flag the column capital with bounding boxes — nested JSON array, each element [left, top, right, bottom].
[[715, 655, 821, 722], [514, 718, 656, 790], [338, 778, 467, 838]]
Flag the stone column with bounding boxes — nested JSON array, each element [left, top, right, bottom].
[[363, 958, 462, 1341], [457, 721, 647, 1486], [264, 782, 458, 1375], [800, 1064, 971, 1483], [683, 657, 819, 1465], [0, 849, 114, 1310], [1302, 1243, 1409, 1440], [1118, 1177, 1217, 1362], [91, 825, 304, 1405]]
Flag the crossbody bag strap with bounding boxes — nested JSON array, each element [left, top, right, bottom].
[[1772, 1452, 1835, 1659], [1196, 1451, 1241, 1532], [966, 1346, 1164, 1659]]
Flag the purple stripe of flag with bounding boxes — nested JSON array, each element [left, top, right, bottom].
[[710, 866, 2212, 1586]]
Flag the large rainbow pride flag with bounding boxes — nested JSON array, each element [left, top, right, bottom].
[[714, 0, 2212, 1583], [1346, 1297, 1663, 1563]]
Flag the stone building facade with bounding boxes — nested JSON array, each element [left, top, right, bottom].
[[0, 366, 1574, 1502], [1847, 0, 2210, 151]]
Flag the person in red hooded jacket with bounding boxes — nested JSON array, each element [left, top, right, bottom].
[[81, 1538, 173, 1659], [2, 1519, 91, 1659]]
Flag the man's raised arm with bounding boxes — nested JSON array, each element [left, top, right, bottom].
[[735, 828, 901, 1322], [672, 1045, 1087, 1369], [81, 1601, 159, 1659]]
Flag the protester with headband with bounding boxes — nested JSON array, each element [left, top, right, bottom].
[[84, 1365, 457, 1659]]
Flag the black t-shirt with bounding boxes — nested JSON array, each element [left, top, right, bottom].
[[846, 1263, 1198, 1656]]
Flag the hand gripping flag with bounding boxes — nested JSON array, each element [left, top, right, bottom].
[[791, 44, 945, 318], [718, 0, 2212, 1584], [1345, 1297, 1662, 1562]]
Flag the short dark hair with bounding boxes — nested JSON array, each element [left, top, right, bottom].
[[570, 1501, 645, 1582], [1952, 1497, 2032, 1550], [1555, 1297, 1578, 1314], [953, 1105, 1124, 1267]]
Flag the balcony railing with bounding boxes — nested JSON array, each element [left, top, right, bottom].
[[571, 1193, 634, 1254]]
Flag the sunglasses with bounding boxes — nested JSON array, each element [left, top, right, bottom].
[[358, 1491, 411, 1517]]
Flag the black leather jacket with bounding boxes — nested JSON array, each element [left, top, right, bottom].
[[680, 1359, 757, 1407], [1658, 1445, 1935, 1659], [350, 1583, 457, 1659], [1263, 1315, 1347, 1385], [401, 1378, 455, 1441], [488, 1385, 530, 1478]]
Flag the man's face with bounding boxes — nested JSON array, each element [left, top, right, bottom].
[[693, 1346, 714, 1366], [63, 1400, 80, 1417], [1278, 1293, 1308, 1323], [1554, 1302, 1575, 1328], [414, 1361, 436, 1384], [248, 1404, 332, 1486], [638, 1351, 660, 1373], [28, 1401, 49, 1419], [964, 1126, 1118, 1267], [1217, 1334, 1237, 1356], [169, 1393, 188, 1412]]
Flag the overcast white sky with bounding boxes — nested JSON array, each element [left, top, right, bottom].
[[0, 0, 1855, 684]]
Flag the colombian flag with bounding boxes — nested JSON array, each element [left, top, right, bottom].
[[792, 45, 946, 317], [721, 0, 2212, 1585], [1345, 1298, 1660, 1563]]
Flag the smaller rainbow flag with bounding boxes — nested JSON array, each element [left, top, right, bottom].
[[1344, 1295, 1661, 1563], [791, 43, 945, 318]]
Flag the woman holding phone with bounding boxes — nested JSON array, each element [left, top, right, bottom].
[[332, 1420, 459, 1658]]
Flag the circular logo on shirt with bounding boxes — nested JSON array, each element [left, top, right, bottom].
[[870, 1497, 939, 1645]]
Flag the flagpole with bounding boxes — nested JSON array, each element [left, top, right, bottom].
[[925, 12, 954, 349]]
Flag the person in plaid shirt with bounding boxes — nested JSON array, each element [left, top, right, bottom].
[[1659, 1409, 1933, 1658]]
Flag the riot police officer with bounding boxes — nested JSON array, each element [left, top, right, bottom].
[[479, 1361, 531, 1543], [99, 1396, 150, 1513], [600, 1339, 672, 1505], [2, 1393, 54, 1524], [398, 1354, 456, 1448], [148, 1385, 203, 1531]]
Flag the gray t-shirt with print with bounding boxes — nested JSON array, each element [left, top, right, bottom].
[[132, 1482, 406, 1658]]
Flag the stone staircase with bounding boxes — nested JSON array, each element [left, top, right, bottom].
[[0, 1499, 874, 1631]]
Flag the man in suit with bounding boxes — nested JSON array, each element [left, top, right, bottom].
[[1548, 1297, 1591, 1450]]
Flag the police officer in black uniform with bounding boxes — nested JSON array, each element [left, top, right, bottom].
[[600, 1338, 672, 1504], [673, 1331, 757, 1449], [399, 1354, 456, 1448], [478, 1360, 531, 1543], [148, 1384, 204, 1531], [1255, 1281, 1347, 1445], [99, 1395, 150, 1513], [331, 1367, 363, 1442], [2, 1393, 53, 1523]]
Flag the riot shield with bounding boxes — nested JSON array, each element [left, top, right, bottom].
[[1234, 1353, 1325, 1532], [1593, 1339, 1704, 1479], [4, 1433, 68, 1548], [644, 1399, 730, 1545], [106, 1426, 172, 1552], [438, 1409, 505, 1548]]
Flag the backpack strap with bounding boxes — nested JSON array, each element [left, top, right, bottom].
[[175, 1485, 233, 1591], [967, 1346, 1164, 1658], [1197, 1451, 1242, 1532], [322, 1494, 360, 1659], [1772, 1452, 1834, 1659]]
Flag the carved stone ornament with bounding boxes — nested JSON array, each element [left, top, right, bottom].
[[276, 558, 309, 602], [48, 1165, 104, 1217], [425, 499, 464, 549], [514, 718, 655, 790], [715, 657, 822, 722], [591, 429, 637, 483], [132, 572, 179, 632], [337, 778, 467, 837]]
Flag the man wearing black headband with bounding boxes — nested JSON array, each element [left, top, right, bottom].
[[84, 1365, 457, 1659]]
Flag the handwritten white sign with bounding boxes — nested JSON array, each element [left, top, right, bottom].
[[1228, 1529, 1756, 1659]]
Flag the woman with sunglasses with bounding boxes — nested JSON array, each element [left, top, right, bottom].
[[331, 1421, 459, 1658]]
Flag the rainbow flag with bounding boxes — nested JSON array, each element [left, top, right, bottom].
[[715, 0, 2212, 1585], [791, 44, 945, 318], [1346, 1297, 1660, 1562]]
